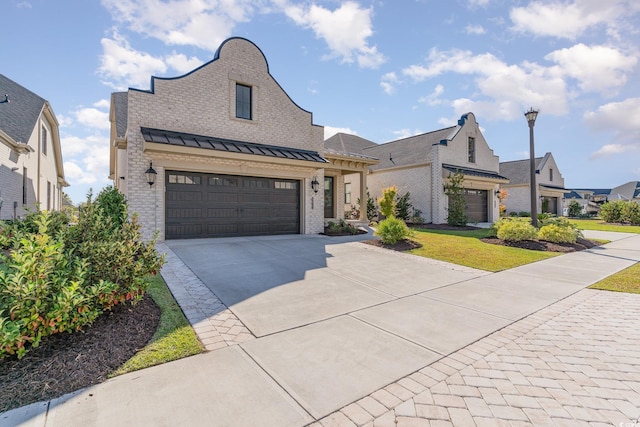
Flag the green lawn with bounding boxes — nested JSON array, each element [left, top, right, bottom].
[[589, 262, 640, 294], [408, 228, 558, 272], [569, 219, 640, 234], [111, 275, 204, 377]]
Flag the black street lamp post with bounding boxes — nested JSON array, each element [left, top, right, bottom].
[[525, 108, 539, 228]]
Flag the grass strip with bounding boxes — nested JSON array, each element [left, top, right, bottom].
[[569, 219, 640, 234], [110, 275, 204, 377], [408, 228, 558, 272], [589, 262, 640, 294]]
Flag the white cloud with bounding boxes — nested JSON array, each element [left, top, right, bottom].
[[281, 1, 385, 68], [62, 135, 111, 185], [74, 108, 110, 130], [585, 97, 640, 157], [590, 143, 637, 158], [56, 114, 73, 128], [402, 49, 568, 120], [93, 99, 111, 109], [98, 31, 167, 90], [545, 44, 637, 94], [165, 52, 205, 74], [380, 72, 400, 94], [393, 129, 423, 139], [418, 84, 444, 106], [61, 134, 106, 157], [100, 0, 255, 51], [324, 126, 358, 140], [509, 1, 638, 40], [465, 24, 486, 35]]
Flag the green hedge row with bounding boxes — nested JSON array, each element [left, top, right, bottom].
[[0, 187, 164, 359]]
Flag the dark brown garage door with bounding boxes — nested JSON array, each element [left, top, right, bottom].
[[462, 189, 488, 222], [165, 171, 300, 239]]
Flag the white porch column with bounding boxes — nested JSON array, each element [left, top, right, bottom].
[[360, 170, 367, 221]]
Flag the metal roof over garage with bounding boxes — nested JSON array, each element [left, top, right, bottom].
[[443, 164, 509, 181], [141, 127, 328, 164]]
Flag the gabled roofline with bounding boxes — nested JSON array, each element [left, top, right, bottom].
[[41, 101, 67, 186], [128, 37, 319, 126]]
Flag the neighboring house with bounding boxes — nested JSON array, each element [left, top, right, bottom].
[[326, 113, 508, 224], [0, 74, 67, 220], [563, 189, 610, 215], [499, 152, 567, 215], [563, 181, 640, 215], [109, 37, 377, 241]]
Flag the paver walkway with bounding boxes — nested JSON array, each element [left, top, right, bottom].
[[313, 289, 640, 427]]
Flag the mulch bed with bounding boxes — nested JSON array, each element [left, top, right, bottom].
[[362, 239, 423, 251], [480, 237, 599, 253], [321, 229, 368, 236], [0, 294, 161, 413]]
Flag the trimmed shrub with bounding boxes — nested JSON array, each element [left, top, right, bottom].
[[599, 200, 625, 223], [492, 217, 530, 236], [538, 224, 577, 243], [94, 186, 128, 231], [496, 220, 537, 242], [539, 216, 583, 239], [375, 216, 414, 244]]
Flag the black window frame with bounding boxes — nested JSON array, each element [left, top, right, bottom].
[[235, 83, 252, 120], [468, 137, 476, 163]]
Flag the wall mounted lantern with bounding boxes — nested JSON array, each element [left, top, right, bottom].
[[311, 176, 320, 193], [145, 162, 157, 186]]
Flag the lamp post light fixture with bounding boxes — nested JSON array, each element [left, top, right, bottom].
[[311, 176, 320, 193], [145, 162, 157, 186], [524, 108, 539, 228]]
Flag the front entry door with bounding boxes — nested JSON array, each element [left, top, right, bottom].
[[324, 176, 334, 218]]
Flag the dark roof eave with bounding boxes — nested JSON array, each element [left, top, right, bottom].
[[443, 164, 509, 182]]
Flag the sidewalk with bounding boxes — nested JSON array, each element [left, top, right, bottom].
[[2, 231, 639, 427]]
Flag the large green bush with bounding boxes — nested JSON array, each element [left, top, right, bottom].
[[375, 216, 413, 244], [0, 191, 164, 359], [94, 185, 128, 231], [496, 219, 537, 242], [622, 201, 640, 225], [599, 200, 626, 223], [538, 224, 577, 243]]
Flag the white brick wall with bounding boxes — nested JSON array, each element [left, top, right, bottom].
[[368, 165, 432, 222], [119, 38, 324, 240]]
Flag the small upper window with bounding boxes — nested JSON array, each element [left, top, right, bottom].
[[549, 168, 554, 181], [41, 126, 47, 155], [468, 137, 476, 163], [236, 83, 252, 120]]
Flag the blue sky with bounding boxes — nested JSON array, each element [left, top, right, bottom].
[[2, 0, 639, 204]]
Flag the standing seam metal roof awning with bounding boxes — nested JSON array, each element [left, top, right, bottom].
[[141, 127, 328, 164], [443, 164, 509, 181]]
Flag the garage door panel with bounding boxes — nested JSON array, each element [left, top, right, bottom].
[[207, 208, 238, 219], [166, 171, 300, 239], [167, 208, 203, 219], [167, 190, 202, 202]]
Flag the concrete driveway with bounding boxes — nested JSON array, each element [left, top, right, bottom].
[[5, 230, 640, 427]]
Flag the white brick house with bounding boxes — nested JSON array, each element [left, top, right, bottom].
[[109, 37, 376, 241], [0, 74, 67, 220], [499, 152, 567, 215], [326, 113, 508, 224]]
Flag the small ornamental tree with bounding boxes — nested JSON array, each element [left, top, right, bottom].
[[356, 192, 378, 221], [444, 172, 467, 226], [395, 192, 414, 221], [378, 186, 397, 218], [498, 189, 508, 217]]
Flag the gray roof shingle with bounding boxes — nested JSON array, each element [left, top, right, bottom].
[[364, 127, 455, 170], [0, 74, 46, 144], [499, 155, 546, 185], [324, 133, 377, 155], [112, 92, 128, 139]]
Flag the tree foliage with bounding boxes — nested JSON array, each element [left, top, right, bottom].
[[444, 172, 467, 226]]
